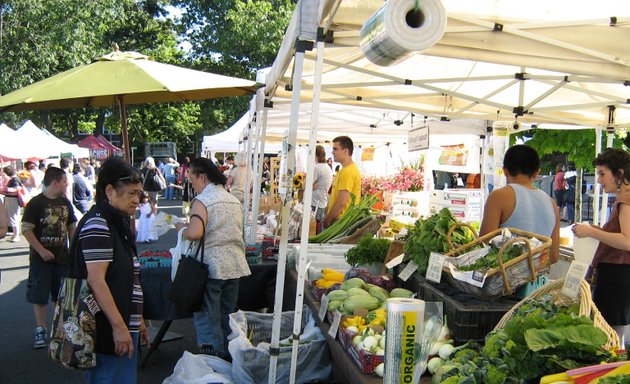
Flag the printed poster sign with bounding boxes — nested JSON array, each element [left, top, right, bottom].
[[408, 126, 429, 152], [438, 144, 468, 167]]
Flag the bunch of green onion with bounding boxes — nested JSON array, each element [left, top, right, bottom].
[[308, 194, 378, 243]]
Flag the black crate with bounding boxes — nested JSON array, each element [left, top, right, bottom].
[[395, 268, 520, 344]]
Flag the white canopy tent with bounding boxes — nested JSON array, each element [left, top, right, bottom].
[[266, 0, 630, 129], [259, 1, 630, 382], [15, 120, 89, 159], [0, 123, 31, 160], [201, 113, 282, 156]]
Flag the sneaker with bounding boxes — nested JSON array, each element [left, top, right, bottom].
[[34, 327, 47, 349], [10, 236, 20, 242], [198, 344, 215, 355]]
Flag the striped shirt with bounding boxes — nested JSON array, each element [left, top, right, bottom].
[[80, 216, 143, 332]]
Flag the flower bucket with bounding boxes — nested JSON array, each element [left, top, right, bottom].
[[372, 191, 384, 210]]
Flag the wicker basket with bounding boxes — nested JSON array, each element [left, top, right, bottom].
[[443, 224, 552, 297], [494, 278, 620, 350]]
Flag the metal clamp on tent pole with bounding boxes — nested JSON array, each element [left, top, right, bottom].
[[264, 99, 274, 108], [316, 28, 334, 43], [295, 40, 314, 53], [269, 347, 281, 357]]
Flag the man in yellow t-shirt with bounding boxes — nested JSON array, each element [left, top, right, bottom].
[[323, 136, 361, 228]]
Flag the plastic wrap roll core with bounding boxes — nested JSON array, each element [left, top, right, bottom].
[[360, 0, 447, 67], [384, 298, 425, 384]]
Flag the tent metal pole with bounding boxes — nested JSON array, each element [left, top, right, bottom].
[[243, 120, 255, 236], [268, 41, 308, 384], [524, 80, 567, 110], [593, 129, 602, 226], [290, 38, 324, 384], [448, 15, 629, 66], [250, 104, 269, 245], [117, 95, 131, 162], [452, 80, 519, 117], [247, 105, 263, 244], [600, 131, 615, 224]]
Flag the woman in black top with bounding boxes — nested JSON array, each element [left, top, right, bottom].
[[76, 157, 149, 384]]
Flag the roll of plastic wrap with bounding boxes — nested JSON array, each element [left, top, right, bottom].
[[360, 0, 447, 67], [384, 298, 425, 384]]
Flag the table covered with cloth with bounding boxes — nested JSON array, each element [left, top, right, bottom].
[[140, 260, 280, 320]]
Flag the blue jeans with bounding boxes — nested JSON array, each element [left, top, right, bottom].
[[84, 332, 139, 384], [164, 176, 177, 200], [193, 278, 239, 355]]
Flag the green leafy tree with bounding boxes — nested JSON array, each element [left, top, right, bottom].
[[513, 129, 627, 172], [173, 0, 295, 134]]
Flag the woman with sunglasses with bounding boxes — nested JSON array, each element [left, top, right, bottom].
[[74, 157, 150, 383]]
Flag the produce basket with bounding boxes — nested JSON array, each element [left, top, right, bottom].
[[339, 326, 384, 374], [443, 224, 552, 297], [494, 278, 620, 350]]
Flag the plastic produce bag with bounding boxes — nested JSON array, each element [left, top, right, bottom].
[[228, 306, 330, 384], [152, 211, 186, 238], [163, 350, 235, 384]]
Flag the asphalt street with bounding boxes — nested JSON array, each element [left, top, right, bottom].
[[0, 199, 198, 384]]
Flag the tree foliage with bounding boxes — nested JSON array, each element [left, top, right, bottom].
[[173, 0, 294, 134], [513, 129, 627, 172], [0, 0, 294, 160]]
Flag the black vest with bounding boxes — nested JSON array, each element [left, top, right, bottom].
[[69, 202, 136, 355]]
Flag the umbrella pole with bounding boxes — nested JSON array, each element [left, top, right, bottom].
[[117, 95, 131, 162]]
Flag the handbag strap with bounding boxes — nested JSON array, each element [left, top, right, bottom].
[[189, 213, 206, 264]]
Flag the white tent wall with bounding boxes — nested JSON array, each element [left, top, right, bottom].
[[14, 120, 89, 159]]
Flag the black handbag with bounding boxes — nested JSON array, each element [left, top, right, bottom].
[[168, 214, 208, 312]]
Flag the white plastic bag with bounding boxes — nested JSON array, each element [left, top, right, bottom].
[[168, 228, 194, 281], [153, 211, 186, 238], [163, 350, 234, 384], [227, 306, 330, 384]]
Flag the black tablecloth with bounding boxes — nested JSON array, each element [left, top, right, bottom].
[[140, 261, 280, 321]]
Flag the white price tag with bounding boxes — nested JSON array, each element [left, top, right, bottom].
[[426, 252, 446, 283], [385, 253, 405, 269], [318, 294, 329, 322], [561, 261, 590, 299], [328, 310, 342, 339], [398, 261, 418, 282]]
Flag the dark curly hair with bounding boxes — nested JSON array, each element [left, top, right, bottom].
[[593, 148, 630, 186], [503, 145, 540, 178]]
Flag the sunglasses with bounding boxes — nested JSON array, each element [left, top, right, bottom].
[[118, 174, 143, 184]]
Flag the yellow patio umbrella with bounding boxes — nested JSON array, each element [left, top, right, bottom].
[[0, 50, 262, 160]]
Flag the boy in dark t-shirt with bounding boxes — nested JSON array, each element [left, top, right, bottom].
[[22, 167, 77, 349]]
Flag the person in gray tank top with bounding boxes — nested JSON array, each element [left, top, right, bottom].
[[479, 145, 560, 264]]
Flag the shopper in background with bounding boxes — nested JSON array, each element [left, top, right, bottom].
[[175, 157, 250, 361], [323, 136, 361, 228], [162, 157, 180, 200], [22, 167, 77, 348], [79, 157, 150, 383], [573, 148, 630, 346], [73, 163, 93, 214], [2, 165, 24, 242], [60, 157, 74, 203], [553, 164, 567, 220], [226, 152, 250, 204], [564, 165, 577, 224], [479, 145, 560, 264], [0, 199, 8, 239], [141, 157, 165, 209], [312, 145, 333, 233]]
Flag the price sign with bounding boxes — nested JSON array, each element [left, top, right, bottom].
[[561, 261, 590, 299], [328, 310, 342, 339], [426, 252, 446, 283], [318, 294, 329, 322], [398, 260, 418, 282]]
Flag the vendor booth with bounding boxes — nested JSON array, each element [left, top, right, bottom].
[[243, 1, 630, 383]]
